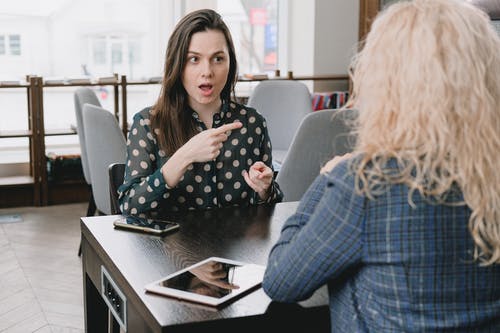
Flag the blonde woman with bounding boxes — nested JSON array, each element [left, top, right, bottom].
[[263, 0, 500, 331]]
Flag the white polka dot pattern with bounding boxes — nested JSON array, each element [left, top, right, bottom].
[[118, 104, 283, 216]]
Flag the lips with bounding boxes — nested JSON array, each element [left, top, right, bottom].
[[199, 83, 214, 96]]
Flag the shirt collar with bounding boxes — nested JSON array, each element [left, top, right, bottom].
[[189, 99, 228, 126]]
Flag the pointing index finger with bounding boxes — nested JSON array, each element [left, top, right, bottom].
[[213, 121, 243, 135]]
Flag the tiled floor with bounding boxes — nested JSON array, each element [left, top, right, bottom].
[[0, 202, 87, 332]]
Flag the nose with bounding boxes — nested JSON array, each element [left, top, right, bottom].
[[201, 60, 213, 78]]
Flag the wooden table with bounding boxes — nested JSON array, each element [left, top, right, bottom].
[[80, 201, 329, 332]]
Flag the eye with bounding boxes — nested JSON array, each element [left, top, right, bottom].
[[213, 56, 225, 64], [188, 55, 199, 63]]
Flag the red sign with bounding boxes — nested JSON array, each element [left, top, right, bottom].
[[250, 8, 267, 26]]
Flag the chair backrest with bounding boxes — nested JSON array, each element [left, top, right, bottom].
[[83, 104, 127, 215], [247, 80, 312, 165], [109, 162, 125, 215], [276, 108, 357, 202], [74, 87, 102, 185]]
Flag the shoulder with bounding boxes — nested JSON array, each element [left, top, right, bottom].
[[133, 106, 153, 121], [131, 107, 154, 130], [129, 107, 156, 139], [322, 156, 366, 211], [324, 156, 359, 194]]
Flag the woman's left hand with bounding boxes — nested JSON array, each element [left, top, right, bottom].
[[243, 161, 273, 201]]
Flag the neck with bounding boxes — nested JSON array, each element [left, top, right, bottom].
[[192, 100, 222, 129]]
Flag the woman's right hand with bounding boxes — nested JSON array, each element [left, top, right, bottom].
[[182, 121, 243, 163], [161, 121, 242, 188]]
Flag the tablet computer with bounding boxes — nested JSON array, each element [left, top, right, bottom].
[[144, 257, 265, 307]]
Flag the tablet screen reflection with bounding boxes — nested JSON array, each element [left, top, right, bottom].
[[161, 260, 240, 298]]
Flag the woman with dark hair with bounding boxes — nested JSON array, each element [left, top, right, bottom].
[[119, 9, 282, 216]]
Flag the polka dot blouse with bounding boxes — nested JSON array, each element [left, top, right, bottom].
[[118, 100, 283, 216]]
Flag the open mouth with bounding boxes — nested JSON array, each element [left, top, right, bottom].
[[199, 83, 214, 96]]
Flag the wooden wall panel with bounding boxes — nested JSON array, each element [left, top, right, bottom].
[[359, 0, 381, 42]]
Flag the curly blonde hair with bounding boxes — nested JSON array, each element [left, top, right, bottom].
[[348, 0, 500, 264]]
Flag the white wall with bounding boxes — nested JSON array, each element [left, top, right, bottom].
[[314, 0, 359, 74], [287, 0, 359, 91], [314, 0, 358, 91], [287, 0, 314, 77], [49, 0, 156, 77], [154, 1, 178, 76], [0, 15, 51, 76]]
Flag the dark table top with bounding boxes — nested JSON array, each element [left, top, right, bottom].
[[81, 201, 328, 330]]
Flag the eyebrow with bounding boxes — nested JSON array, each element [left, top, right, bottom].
[[187, 50, 226, 56]]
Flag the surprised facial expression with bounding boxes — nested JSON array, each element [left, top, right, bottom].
[[182, 29, 230, 113]]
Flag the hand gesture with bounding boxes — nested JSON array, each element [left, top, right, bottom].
[[243, 161, 273, 201], [182, 122, 243, 163]]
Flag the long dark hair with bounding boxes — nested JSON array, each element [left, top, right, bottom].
[[151, 9, 238, 155]]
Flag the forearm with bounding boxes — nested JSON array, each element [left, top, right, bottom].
[[161, 146, 193, 188], [263, 167, 364, 302], [119, 168, 168, 215], [261, 176, 333, 300]]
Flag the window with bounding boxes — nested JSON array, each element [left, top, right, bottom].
[[0, 34, 21, 56], [111, 38, 123, 65], [380, 0, 400, 8], [183, 0, 280, 75], [87, 34, 142, 77], [128, 38, 141, 65], [0, 36, 5, 55], [92, 37, 106, 65], [492, 21, 500, 35], [9, 35, 21, 55]]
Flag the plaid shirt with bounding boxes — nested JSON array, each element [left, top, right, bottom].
[[263, 158, 500, 332]]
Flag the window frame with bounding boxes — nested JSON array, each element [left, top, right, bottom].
[[0, 34, 22, 56]]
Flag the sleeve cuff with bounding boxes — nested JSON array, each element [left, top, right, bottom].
[[151, 168, 171, 194]]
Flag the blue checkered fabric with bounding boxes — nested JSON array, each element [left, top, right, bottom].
[[263, 157, 500, 332]]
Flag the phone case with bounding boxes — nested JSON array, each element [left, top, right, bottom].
[[113, 216, 180, 235]]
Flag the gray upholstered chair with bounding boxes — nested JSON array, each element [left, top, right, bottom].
[[276, 108, 357, 202], [247, 80, 312, 170], [82, 104, 127, 215], [74, 87, 102, 217]]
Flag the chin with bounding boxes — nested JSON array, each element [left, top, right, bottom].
[[198, 97, 217, 105]]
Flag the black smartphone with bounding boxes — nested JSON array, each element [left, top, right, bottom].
[[113, 215, 180, 235]]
